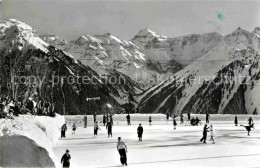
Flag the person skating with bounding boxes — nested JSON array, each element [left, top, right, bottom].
[[209, 125, 215, 144], [195, 117, 201, 126], [137, 123, 143, 141], [106, 121, 113, 138], [187, 112, 191, 121], [200, 124, 209, 143], [240, 123, 255, 136], [206, 112, 210, 124], [248, 117, 253, 125], [103, 114, 107, 126], [72, 123, 77, 134], [61, 149, 71, 168], [126, 114, 131, 125], [93, 112, 97, 122], [173, 117, 177, 130], [234, 116, 238, 126], [166, 112, 170, 120], [117, 137, 128, 166], [83, 114, 88, 128], [94, 121, 101, 137], [180, 113, 184, 124], [61, 124, 67, 138], [149, 116, 152, 126]]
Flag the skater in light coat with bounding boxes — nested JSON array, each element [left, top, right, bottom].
[[209, 125, 215, 144]]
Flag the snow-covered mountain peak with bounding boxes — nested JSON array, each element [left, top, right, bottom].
[[252, 27, 260, 36], [0, 19, 49, 52], [132, 28, 167, 45]]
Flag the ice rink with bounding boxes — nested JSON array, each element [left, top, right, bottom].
[[53, 114, 260, 168]]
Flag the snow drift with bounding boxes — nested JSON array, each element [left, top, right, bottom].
[[0, 115, 65, 167]]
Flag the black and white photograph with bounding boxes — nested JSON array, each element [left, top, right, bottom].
[[0, 0, 260, 167]]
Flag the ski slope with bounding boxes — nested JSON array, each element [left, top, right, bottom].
[[53, 114, 260, 168]]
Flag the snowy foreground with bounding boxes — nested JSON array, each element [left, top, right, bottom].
[[53, 114, 260, 168]]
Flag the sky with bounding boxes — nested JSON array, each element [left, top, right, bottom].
[[0, 0, 260, 41]]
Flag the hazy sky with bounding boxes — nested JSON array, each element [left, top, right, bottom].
[[1, 0, 260, 41]]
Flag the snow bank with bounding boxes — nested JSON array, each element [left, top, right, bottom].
[[0, 115, 65, 167]]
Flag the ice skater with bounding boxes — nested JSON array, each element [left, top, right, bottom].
[[72, 123, 77, 134], [137, 123, 143, 141], [126, 114, 131, 125], [93, 112, 97, 122], [248, 117, 253, 125], [103, 114, 107, 126], [166, 112, 170, 120], [149, 116, 152, 126], [83, 114, 87, 128], [206, 112, 210, 123], [106, 120, 113, 138], [117, 137, 128, 166], [94, 121, 101, 137], [187, 112, 191, 121], [173, 117, 177, 130], [180, 113, 184, 124], [209, 125, 215, 144], [240, 123, 255, 136], [61, 149, 71, 168], [234, 116, 238, 126], [200, 124, 209, 143], [61, 123, 67, 138]]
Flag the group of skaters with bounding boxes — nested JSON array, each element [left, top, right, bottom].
[[59, 112, 256, 167], [0, 94, 56, 119]]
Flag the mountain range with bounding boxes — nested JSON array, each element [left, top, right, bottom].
[[1, 19, 259, 115]]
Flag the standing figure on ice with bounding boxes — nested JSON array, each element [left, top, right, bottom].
[[180, 113, 184, 124], [93, 112, 97, 122], [137, 123, 143, 141], [126, 113, 131, 125], [200, 124, 209, 143], [209, 125, 215, 144], [206, 112, 210, 124], [173, 117, 177, 130], [106, 120, 113, 138], [166, 112, 170, 120], [149, 116, 152, 126], [72, 123, 77, 134], [103, 114, 107, 126], [248, 117, 253, 125], [61, 149, 71, 168], [117, 137, 128, 166], [83, 114, 88, 128], [234, 116, 238, 126], [94, 121, 101, 137], [61, 123, 67, 138], [187, 112, 191, 121]]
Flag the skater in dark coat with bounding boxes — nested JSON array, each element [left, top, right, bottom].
[[103, 114, 107, 126], [93, 112, 97, 122], [149, 116, 152, 126], [83, 114, 88, 128], [117, 137, 128, 166], [206, 112, 210, 123], [126, 114, 131, 125], [180, 113, 184, 124], [61, 124, 67, 138], [234, 116, 238, 126], [173, 117, 177, 130], [187, 112, 191, 121], [200, 124, 209, 143], [137, 123, 143, 141], [106, 121, 113, 138], [166, 112, 170, 120], [248, 117, 253, 125], [240, 124, 255, 136], [61, 149, 71, 168]]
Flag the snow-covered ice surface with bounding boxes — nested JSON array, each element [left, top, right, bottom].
[[53, 114, 260, 168], [0, 115, 65, 167]]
